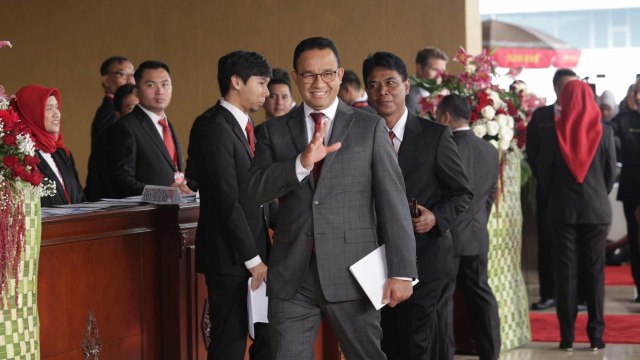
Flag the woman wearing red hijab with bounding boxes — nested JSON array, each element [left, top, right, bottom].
[[536, 79, 616, 351], [12, 84, 86, 207]]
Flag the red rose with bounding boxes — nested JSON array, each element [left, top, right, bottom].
[[2, 134, 17, 146], [28, 171, 44, 186], [2, 155, 20, 168], [507, 102, 518, 116], [12, 164, 26, 178], [23, 155, 40, 167]]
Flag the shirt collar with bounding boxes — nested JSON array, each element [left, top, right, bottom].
[[138, 104, 164, 124], [303, 98, 339, 121], [220, 98, 250, 129], [350, 93, 368, 105], [452, 126, 471, 132], [388, 107, 409, 142]]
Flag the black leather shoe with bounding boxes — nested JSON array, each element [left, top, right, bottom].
[[531, 298, 556, 310], [590, 341, 605, 351], [577, 302, 587, 312], [559, 340, 573, 351]]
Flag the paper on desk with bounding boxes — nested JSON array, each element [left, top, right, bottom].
[[247, 278, 268, 339], [349, 245, 419, 310]]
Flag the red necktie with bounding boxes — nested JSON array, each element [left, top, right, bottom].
[[158, 118, 177, 167], [310, 112, 324, 184], [389, 130, 397, 153], [246, 122, 255, 156]]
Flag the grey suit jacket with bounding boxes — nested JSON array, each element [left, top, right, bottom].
[[247, 101, 417, 302]]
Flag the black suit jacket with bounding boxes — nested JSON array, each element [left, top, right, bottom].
[[38, 149, 87, 207], [537, 124, 616, 224], [451, 130, 498, 256], [398, 114, 472, 282], [108, 105, 184, 198], [191, 103, 272, 276], [526, 104, 555, 178], [85, 96, 117, 201], [611, 111, 640, 205]]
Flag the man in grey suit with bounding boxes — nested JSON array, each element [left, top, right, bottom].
[[246, 37, 417, 360], [435, 94, 501, 360]]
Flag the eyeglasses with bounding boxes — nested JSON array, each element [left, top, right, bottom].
[[298, 70, 339, 84], [109, 71, 134, 78]]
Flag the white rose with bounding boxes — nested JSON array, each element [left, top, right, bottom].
[[472, 123, 487, 138], [440, 88, 450, 96], [486, 120, 500, 136], [489, 140, 499, 149], [500, 126, 514, 142], [507, 115, 515, 128], [496, 114, 508, 127], [500, 138, 511, 151], [488, 90, 504, 109], [481, 105, 496, 120]]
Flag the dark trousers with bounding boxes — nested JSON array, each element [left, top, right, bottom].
[[553, 223, 607, 343], [205, 274, 271, 360], [382, 278, 448, 360], [623, 201, 640, 296], [437, 255, 501, 360], [268, 254, 385, 360], [535, 188, 555, 300]]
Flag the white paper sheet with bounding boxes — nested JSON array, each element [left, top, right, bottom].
[[247, 278, 269, 338], [349, 245, 419, 310]]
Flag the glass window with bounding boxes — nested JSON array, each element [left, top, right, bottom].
[[630, 9, 640, 47], [558, 12, 590, 49], [593, 11, 609, 48]]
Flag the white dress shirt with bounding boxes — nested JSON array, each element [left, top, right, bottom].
[[387, 108, 409, 152], [138, 104, 166, 140], [39, 150, 65, 187], [295, 98, 339, 181]]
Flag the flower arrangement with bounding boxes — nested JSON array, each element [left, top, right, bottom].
[[1, 41, 55, 306], [413, 47, 545, 155]]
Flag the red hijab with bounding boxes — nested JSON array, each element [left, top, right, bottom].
[[556, 80, 602, 184], [12, 84, 68, 155]]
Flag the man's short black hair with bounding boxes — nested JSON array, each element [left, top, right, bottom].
[[415, 47, 448, 67], [341, 70, 362, 91], [293, 37, 341, 72], [100, 56, 130, 75], [552, 68, 577, 87], [218, 51, 272, 96], [362, 52, 408, 85], [134, 60, 171, 86], [114, 84, 136, 113], [268, 68, 291, 91], [438, 94, 471, 123]]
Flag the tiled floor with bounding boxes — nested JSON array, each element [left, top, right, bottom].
[[454, 277, 640, 359]]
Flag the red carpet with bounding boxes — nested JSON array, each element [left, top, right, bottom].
[[530, 313, 640, 344], [605, 264, 634, 286]]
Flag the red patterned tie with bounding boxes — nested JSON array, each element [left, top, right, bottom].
[[245, 122, 255, 156], [158, 118, 177, 167], [389, 130, 397, 153], [310, 112, 324, 184]]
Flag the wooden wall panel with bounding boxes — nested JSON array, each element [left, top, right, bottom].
[[0, 0, 479, 184]]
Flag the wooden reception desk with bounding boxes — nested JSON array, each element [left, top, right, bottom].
[[40, 204, 339, 359]]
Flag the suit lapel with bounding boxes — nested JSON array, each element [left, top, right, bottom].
[[222, 106, 253, 159], [288, 106, 308, 154], [397, 114, 423, 176], [135, 107, 176, 170], [321, 102, 355, 178]]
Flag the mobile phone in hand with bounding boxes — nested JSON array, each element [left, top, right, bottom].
[[409, 198, 419, 218]]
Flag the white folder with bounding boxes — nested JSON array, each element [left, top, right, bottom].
[[349, 245, 419, 310], [247, 278, 269, 339]]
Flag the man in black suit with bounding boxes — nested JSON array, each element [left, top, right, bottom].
[[364, 51, 472, 360], [610, 78, 640, 302], [86, 56, 135, 201], [526, 69, 578, 310], [190, 51, 273, 360], [108, 60, 192, 198], [435, 94, 500, 360], [537, 80, 616, 351]]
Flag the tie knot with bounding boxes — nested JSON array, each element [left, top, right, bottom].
[[158, 118, 168, 128], [310, 112, 324, 126]]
